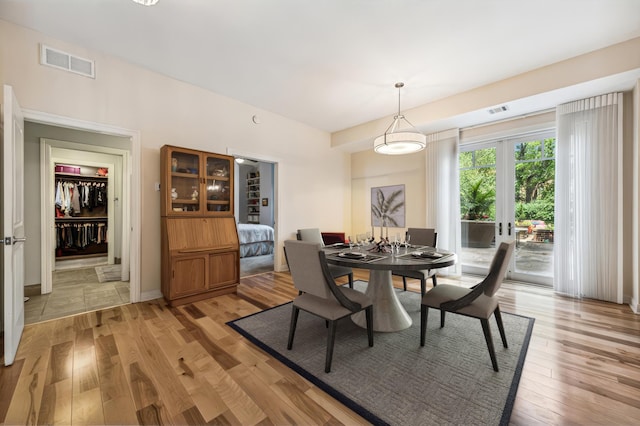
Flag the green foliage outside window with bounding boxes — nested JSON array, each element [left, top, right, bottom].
[[459, 138, 555, 226], [460, 146, 496, 221]]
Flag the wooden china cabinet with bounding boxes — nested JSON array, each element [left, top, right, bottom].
[[160, 145, 239, 306]]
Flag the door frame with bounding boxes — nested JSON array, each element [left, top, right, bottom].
[[41, 140, 126, 293], [24, 109, 142, 302], [226, 148, 281, 271], [460, 130, 555, 285]]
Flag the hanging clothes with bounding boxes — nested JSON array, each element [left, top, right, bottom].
[[54, 169, 109, 259], [55, 221, 108, 257]]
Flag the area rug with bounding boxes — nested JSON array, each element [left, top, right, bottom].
[[95, 264, 122, 283], [227, 281, 534, 426]]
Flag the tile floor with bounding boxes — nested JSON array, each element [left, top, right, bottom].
[[24, 266, 130, 325]]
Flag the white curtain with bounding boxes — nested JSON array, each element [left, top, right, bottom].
[[425, 128, 462, 275], [555, 93, 623, 303]]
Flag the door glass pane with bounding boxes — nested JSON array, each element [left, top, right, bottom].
[[459, 146, 497, 268], [171, 151, 200, 212], [513, 137, 555, 278], [205, 156, 231, 212]]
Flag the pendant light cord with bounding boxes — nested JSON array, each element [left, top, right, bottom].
[[395, 82, 404, 118]]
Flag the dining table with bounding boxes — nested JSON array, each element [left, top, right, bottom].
[[324, 243, 456, 332]]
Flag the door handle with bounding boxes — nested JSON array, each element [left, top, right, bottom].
[[508, 222, 512, 236], [4, 236, 26, 245], [498, 223, 502, 236]]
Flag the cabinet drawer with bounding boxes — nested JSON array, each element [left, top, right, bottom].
[[209, 251, 238, 289]]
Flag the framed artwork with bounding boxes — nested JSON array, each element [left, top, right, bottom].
[[261, 198, 268, 206], [371, 184, 405, 227]]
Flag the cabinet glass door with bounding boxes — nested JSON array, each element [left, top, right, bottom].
[[205, 155, 232, 213], [169, 150, 200, 213]]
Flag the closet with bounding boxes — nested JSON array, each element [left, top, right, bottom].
[[54, 163, 110, 263]]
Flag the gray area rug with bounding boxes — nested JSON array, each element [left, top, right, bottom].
[[227, 281, 534, 426], [95, 264, 121, 283]]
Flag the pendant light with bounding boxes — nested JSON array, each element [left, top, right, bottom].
[[373, 82, 427, 155], [132, 0, 159, 6]]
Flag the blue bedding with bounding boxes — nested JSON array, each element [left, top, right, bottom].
[[237, 223, 274, 258]]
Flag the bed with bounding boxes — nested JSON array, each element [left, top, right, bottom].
[[237, 223, 274, 258]]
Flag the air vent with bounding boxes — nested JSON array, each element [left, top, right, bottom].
[[40, 44, 95, 78], [487, 105, 508, 115]]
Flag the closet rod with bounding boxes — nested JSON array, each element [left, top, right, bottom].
[[55, 173, 107, 181], [55, 217, 108, 222]]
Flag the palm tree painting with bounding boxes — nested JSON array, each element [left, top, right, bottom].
[[371, 185, 405, 228]]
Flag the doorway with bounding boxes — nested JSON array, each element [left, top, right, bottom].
[[21, 119, 139, 324], [233, 155, 277, 277], [459, 131, 556, 285]]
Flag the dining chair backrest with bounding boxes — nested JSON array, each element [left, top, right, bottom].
[[284, 240, 332, 299], [297, 228, 325, 246], [407, 228, 437, 247], [483, 241, 516, 297]]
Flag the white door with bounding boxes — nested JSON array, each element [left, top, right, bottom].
[[2, 85, 25, 366]]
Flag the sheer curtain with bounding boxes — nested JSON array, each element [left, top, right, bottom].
[[555, 93, 623, 303], [425, 128, 462, 275]]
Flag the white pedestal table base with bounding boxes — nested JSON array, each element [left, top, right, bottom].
[[351, 269, 412, 332]]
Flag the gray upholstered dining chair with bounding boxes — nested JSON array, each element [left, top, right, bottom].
[[392, 228, 438, 295], [297, 228, 354, 289], [420, 241, 515, 372], [284, 240, 373, 373]]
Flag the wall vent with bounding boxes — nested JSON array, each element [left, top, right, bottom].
[[487, 105, 508, 115], [40, 44, 95, 78]]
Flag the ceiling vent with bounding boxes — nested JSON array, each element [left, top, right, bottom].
[[487, 105, 508, 115], [40, 44, 95, 78]]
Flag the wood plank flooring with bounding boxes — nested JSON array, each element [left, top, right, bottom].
[[2, 270, 640, 425]]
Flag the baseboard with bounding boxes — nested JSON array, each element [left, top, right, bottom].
[[629, 297, 640, 314], [140, 289, 163, 302]]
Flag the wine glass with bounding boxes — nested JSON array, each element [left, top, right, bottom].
[[404, 233, 411, 248], [347, 235, 353, 251]]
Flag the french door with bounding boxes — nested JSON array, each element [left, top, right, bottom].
[[459, 131, 555, 285]]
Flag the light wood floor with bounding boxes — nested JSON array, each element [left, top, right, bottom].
[[1, 270, 639, 425]]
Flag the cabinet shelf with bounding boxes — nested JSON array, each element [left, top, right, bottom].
[[171, 171, 199, 179], [207, 175, 230, 181]]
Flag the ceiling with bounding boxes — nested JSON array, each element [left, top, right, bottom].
[[1, 0, 640, 134]]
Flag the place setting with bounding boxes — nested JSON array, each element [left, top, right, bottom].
[[325, 234, 388, 263]]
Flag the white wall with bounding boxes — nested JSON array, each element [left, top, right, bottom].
[[351, 149, 425, 239], [1, 20, 351, 293]]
